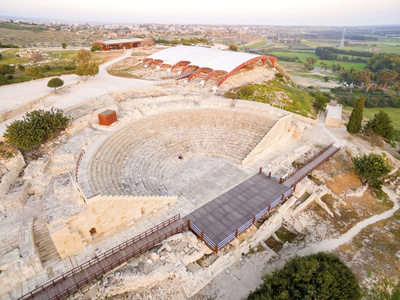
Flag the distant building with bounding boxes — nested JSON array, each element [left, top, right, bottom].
[[325, 100, 342, 128], [91, 38, 144, 51]]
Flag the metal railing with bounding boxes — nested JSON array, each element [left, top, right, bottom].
[[189, 185, 295, 253], [20, 215, 185, 300]]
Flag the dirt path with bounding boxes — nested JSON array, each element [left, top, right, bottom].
[[298, 186, 399, 255]]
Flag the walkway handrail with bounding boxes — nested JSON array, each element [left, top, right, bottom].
[[283, 143, 334, 183], [19, 214, 182, 300]]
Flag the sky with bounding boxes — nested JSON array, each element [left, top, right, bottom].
[[2, 0, 400, 26]]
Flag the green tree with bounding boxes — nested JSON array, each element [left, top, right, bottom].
[[365, 110, 394, 140], [313, 93, 328, 111], [75, 61, 99, 77], [307, 57, 317, 64], [47, 78, 64, 94], [376, 69, 398, 88], [3, 108, 70, 150], [352, 153, 390, 189], [347, 97, 364, 134], [61, 42, 67, 49], [304, 61, 314, 71], [90, 43, 102, 52], [248, 252, 361, 300], [353, 69, 373, 91], [229, 44, 239, 52], [76, 49, 91, 62], [25, 67, 43, 79], [75, 49, 98, 79], [17, 64, 25, 71], [0, 64, 15, 76]]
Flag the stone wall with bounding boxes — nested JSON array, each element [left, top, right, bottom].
[[242, 114, 293, 165], [325, 117, 342, 128], [50, 195, 177, 259], [0, 154, 25, 201], [292, 113, 318, 125]]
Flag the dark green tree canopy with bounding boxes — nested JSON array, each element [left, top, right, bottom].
[[365, 110, 394, 140], [347, 97, 364, 134], [75, 49, 99, 78], [248, 252, 361, 300], [76, 49, 91, 62], [91, 43, 102, 52], [75, 61, 99, 77], [352, 153, 390, 189], [47, 78, 64, 94], [4, 108, 70, 150]]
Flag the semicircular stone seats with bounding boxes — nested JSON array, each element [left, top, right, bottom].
[[88, 108, 277, 197]]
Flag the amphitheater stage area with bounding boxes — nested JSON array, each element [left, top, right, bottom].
[[184, 172, 293, 252]]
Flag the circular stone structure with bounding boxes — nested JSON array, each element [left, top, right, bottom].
[[87, 108, 278, 197]]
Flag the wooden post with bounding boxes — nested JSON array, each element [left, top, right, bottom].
[[281, 194, 284, 201], [235, 229, 239, 238], [200, 232, 204, 241], [279, 178, 283, 184], [259, 167, 262, 173], [293, 185, 296, 192], [268, 172, 271, 178], [252, 216, 256, 224], [215, 244, 218, 253], [187, 219, 191, 229], [268, 205, 271, 212]]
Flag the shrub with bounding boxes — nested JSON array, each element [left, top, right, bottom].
[[248, 252, 361, 300], [352, 153, 390, 189], [4, 108, 70, 150]]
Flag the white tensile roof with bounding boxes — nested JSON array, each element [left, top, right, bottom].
[[147, 46, 265, 73], [97, 38, 143, 45]]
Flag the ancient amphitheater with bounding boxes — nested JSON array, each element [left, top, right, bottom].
[[0, 47, 358, 300], [81, 109, 278, 198]]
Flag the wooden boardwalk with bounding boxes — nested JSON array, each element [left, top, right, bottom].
[[283, 145, 340, 188], [20, 215, 187, 300]]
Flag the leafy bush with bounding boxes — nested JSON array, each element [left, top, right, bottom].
[[352, 153, 390, 189], [248, 252, 361, 300], [3, 108, 70, 150]]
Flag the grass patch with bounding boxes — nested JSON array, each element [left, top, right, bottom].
[[267, 50, 367, 71], [343, 107, 400, 130], [265, 236, 283, 253], [241, 40, 268, 49], [275, 227, 297, 243], [225, 79, 316, 118]]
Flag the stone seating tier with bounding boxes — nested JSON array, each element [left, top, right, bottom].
[[88, 109, 277, 197]]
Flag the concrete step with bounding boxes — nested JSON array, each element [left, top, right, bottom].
[[32, 219, 60, 267]]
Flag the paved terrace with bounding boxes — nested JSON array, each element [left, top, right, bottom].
[[184, 173, 293, 252]]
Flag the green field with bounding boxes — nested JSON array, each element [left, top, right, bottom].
[[268, 50, 367, 71], [344, 107, 400, 130], [240, 40, 268, 49]]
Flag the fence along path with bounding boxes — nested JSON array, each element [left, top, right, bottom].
[[20, 215, 186, 300], [283, 144, 340, 188]]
